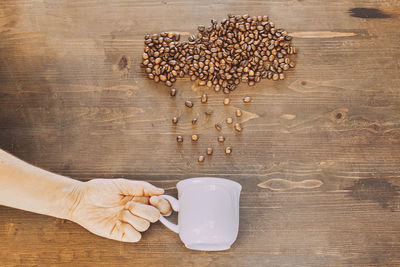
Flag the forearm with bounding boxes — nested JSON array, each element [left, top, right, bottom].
[[0, 149, 81, 219]]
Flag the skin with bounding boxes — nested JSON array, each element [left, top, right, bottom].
[[0, 149, 172, 242]]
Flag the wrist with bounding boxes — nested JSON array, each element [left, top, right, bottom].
[[49, 176, 83, 220]]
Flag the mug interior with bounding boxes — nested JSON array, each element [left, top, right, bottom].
[[177, 177, 242, 191]]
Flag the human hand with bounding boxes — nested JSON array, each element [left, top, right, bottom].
[[66, 178, 172, 242]]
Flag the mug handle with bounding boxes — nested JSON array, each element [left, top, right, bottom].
[[158, 195, 180, 234]]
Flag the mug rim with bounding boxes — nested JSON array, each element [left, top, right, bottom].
[[177, 177, 242, 191]]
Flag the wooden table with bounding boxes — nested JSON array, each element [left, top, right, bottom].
[[1, 0, 400, 266]]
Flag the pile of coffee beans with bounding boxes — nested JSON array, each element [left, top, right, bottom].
[[142, 14, 297, 163], [142, 14, 296, 93]]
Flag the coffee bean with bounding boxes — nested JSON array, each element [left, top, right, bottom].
[[205, 110, 214, 116], [201, 93, 208, 103], [176, 136, 183, 143], [282, 64, 290, 71], [225, 146, 232, 155], [224, 97, 231, 105], [218, 136, 225, 143], [215, 123, 222, 131], [172, 117, 178, 124], [226, 117, 233, 124], [142, 14, 296, 94], [170, 88, 176, 96], [198, 155, 205, 162], [243, 96, 252, 103], [191, 134, 199, 141], [192, 117, 198, 125], [234, 122, 242, 132], [236, 109, 242, 117], [185, 100, 193, 108], [206, 148, 213, 155]]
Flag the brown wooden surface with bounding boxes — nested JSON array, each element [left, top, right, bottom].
[[1, 0, 400, 266]]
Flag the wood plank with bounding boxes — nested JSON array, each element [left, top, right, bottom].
[[1, 0, 400, 266]]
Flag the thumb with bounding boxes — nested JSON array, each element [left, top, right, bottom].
[[117, 179, 164, 196]]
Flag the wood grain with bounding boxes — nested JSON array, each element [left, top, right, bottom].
[[1, 0, 400, 266]]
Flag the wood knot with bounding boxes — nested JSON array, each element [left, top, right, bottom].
[[258, 178, 323, 191], [330, 108, 348, 123], [118, 55, 129, 71], [349, 8, 391, 19], [280, 114, 296, 120]]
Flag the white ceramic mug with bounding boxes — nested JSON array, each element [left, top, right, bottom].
[[159, 177, 242, 251]]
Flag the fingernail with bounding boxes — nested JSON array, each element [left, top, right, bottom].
[[151, 196, 160, 204], [156, 188, 164, 194]]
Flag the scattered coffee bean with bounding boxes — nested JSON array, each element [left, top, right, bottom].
[[206, 148, 213, 155], [215, 123, 222, 131], [201, 93, 208, 103], [234, 122, 243, 132], [198, 155, 205, 162], [172, 117, 178, 124], [225, 146, 232, 155], [170, 88, 176, 96], [224, 97, 231, 105], [192, 118, 198, 125], [185, 100, 193, 108], [226, 117, 233, 124], [177, 136, 183, 143], [191, 134, 199, 141], [218, 136, 225, 143], [243, 96, 252, 103], [236, 109, 242, 117], [205, 110, 213, 116]]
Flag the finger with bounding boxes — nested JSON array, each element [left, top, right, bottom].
[[132, 196, 150, 204], [120, 210, 150, 232], [109, 221, 141, 243], [120, 223, 142, 242], [150, 196, 173, 216], [125, 201, 160, 223], [117, 179, 164, 196], [108, 221, 124, 241]]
